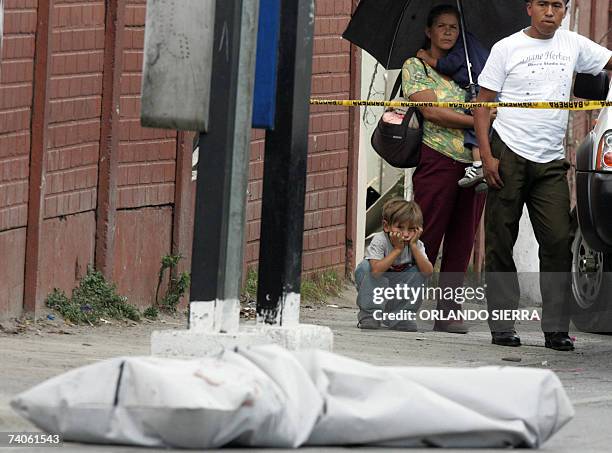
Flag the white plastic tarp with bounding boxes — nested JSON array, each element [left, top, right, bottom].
[[11, 345, 574, 449]]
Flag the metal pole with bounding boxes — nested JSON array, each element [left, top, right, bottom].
[[190, 0, 258, 331], [256, 0, 316, 326], [456, 0, 477, 98]]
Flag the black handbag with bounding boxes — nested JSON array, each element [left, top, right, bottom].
[[370, 62, 426, 168]]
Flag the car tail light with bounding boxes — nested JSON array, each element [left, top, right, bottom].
[[604, 151, 612, 168], [596, 132, 612, 171]]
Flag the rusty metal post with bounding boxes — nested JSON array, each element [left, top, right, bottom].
[[23, 0, 53, 313], [95, 0, 125, 278]]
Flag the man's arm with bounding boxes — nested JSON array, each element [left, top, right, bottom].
[[474, 87, 503, 189], [605, 56, 612, 70]]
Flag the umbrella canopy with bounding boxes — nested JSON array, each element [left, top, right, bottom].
[[343, 0, 530, 70]]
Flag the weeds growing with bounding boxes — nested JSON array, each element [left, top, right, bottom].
[[240, 267, 344, 305], [45, 267, 140, 325], [155, 254, 191, 312]]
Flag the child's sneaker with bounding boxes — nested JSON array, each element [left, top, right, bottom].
[[357, 310, 380, 329], [459, 162, 485, 188], [475, 181, 488, 193], [358, 317, 380, 329], [385, 319, 418, 332]]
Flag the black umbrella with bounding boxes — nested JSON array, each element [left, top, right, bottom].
[[343, 0, 530, 70]]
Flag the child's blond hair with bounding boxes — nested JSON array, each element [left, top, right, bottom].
[[382, 197, 423, 228]]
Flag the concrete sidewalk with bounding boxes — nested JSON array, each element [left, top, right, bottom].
[[2, 288, 612, 452]]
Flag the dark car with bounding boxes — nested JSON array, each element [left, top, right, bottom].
[[571, 72, 612, 333]]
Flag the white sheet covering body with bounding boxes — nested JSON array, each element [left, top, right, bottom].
[[11, 345, 574, 449]]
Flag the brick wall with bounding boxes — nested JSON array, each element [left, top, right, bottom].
[[0, 0, 33, 231], [34, 0, 106, 300], [45, 0, 103, 220], [0, 0, 36, 317], [0, 0, 357, 317], [117, 0, 176, 210], [110, 0, 176, 305], [245, 0, 353, 277]]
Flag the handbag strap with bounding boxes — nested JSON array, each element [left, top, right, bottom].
[[389, 73, 403, 101], [389, 58, 430, 101]]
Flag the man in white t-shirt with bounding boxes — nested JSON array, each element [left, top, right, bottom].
[[474, 0, 612, 351]]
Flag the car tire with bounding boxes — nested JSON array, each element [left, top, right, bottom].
[[570, 224, 612, 333]]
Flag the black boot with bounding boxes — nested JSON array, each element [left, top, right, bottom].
[[491, 331, 521, 347], [544, 332, 575, 351]]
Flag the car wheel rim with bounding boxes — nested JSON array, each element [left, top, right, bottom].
[[571, 229, 604, 310]]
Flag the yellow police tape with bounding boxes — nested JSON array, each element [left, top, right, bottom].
[[309, 99, 612, 110]]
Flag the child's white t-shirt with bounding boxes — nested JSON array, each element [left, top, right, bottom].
[[478, 29, 611, 163], [365, 232, 426, 272]]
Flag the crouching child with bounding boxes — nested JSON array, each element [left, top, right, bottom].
[[355, 198, 433, 331]]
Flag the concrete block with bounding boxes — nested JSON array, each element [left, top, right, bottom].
[[141, 0, 215, 131], [189, 300, 240, 333], [151, 324, 333, 358], [256, 292, 300, 326]]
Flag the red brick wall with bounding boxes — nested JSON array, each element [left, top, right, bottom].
[[45, 0, 103, 219], [0, 0, 357, 317], [113, 0, 176, 305], [0, 1, 34, 230], [245, 0, 352, 277], [117, 0, 176, 210], [0, 0, 36, 317], [32, 1, 106, 301], [0, 0, 34, 230]]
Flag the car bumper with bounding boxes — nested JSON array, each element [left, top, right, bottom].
[[576, 171, 612, 253]]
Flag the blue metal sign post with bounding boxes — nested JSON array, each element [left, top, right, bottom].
[[252, 0, 281, 129]]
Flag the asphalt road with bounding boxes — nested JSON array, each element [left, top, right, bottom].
[[2, 288, 612, 452]]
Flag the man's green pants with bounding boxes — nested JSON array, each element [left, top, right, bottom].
[[485, 131, 572, 333]]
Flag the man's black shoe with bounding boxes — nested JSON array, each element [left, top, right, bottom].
[[544, 332, 575, 351], [491, 331, 521, 347]]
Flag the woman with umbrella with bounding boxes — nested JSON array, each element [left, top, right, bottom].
[[343, 0, 529, 333], [401, 5, 487, 334]]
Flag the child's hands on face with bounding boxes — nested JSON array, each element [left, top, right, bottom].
[[407, 227, 423, 246], [388, 230, 406, 251], [387, 222, 423, 250]]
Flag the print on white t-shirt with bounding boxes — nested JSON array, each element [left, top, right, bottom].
[[478, 30, 611, 163]]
